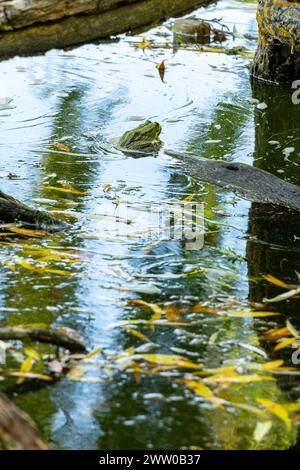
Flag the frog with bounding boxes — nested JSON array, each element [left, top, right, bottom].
[[116, 121, 163, 153]]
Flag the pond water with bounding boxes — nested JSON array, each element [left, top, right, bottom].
[[0, 0, 300, 450]]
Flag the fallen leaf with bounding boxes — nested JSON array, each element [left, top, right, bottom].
[[263, 274, 297, 290], [137, 354, 201, 369], [286, 319, 300, 339], [43, 185, 87, 196], [256, 398, 291, 429], [274, 338, 297, 352]]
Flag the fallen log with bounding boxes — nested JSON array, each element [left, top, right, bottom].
[[0, 189, 67, 232], [0, 392, 47, 449], [165, 150, 300, 212], [0, 0, 212, 58], [0, 325, 86, 352]]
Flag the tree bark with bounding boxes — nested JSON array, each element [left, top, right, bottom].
[[0, 325, 86, 352], [0, 190, 67, 231], [252, 0, 300, 82], [0, 0, 211, 58], [0, 392, 47, 449], [165, 150, 300, 212]]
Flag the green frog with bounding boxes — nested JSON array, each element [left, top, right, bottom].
[[116, 121, 163, 153]]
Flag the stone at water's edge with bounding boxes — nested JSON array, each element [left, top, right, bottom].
[[0, 0, 213, 58], [165, 150, 300, 212]]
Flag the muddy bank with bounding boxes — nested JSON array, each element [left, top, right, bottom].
[[0, 0, 212, 58], [166, 150, 300, 212]]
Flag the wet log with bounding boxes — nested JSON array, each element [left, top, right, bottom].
[[0, 392, 47, 449], [0, 0, 212, 58], [0, 325, 86, 352], [252, 0, 300, 82], [0, 189, 66, 231], [165, 150, 300, 212]]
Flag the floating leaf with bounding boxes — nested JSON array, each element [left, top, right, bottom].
[[7, 371, 53, 382], [263, 327, 290, 341], [134, 37, 152, 49], [17, 357, 34, 384], [204, 374, 273, 384], [274, 338, 297, 352], [52, 142, 71, 152], [286, 320, 300, 339], [263, 274, 296, 290], [128, 299, 163, 316], [7, 227, 47, 238], [238, 342, 267, 358], [43, 185, 87, 196], [261, 360, 284, 371], [257, 398, 291, 429], [137, 354, 201, 369], [156, 60, 166, 82], [263, 287, 300, 304], [227, 310, 280, 318], [102, 184, 112, 193], [122, 327, 150, 342]]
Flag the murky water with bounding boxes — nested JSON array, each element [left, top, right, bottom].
[[0, 0, 300, 450]]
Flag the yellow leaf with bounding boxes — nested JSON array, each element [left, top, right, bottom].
[[263, 327, 290, 341], [122, 327, 150, 342], [81, 347, 103, 361], [18, 357, 34, 384], [227, 310, 280, 318], [204, 375, 274, 384], [286, 320, 300, 339], [128, 299, 163, 316], [102, 184, 112, 193], [8, 227, 47, 238], [3, 259, 16, 271], [24, 347, 40, 360], [257, 398, 291, 429], [7, 372, 53, 382], [274, 338, 297, 351], [261, 360, 284, 370], [134, 37, 151, 49], [184, 379, 225, 407], [43, 268, 75, 276], [263, 274, 296, 290], [43, 185, 87, 196], [52, 142, 71, 152], [184, 380, 215, 398], [138, 354, 201, 369]]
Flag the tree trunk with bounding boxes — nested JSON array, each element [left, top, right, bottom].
[[252, 0, 300, 82], [0, 0, 211, 58]]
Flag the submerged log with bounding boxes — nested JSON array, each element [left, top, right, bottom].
[[0, 0, 212, 58], [252, 0, 300, 82], [0, 325, 86, 352], [0, 392, 47, 449], [0, 189, 66, 232], [165, 150, 300, 212]]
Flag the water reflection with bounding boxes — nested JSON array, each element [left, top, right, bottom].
[[0, 0, 299, 450]]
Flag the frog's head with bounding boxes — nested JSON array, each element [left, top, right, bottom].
[[118, 120, 162, 152], [134, 121, 162, 140]]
